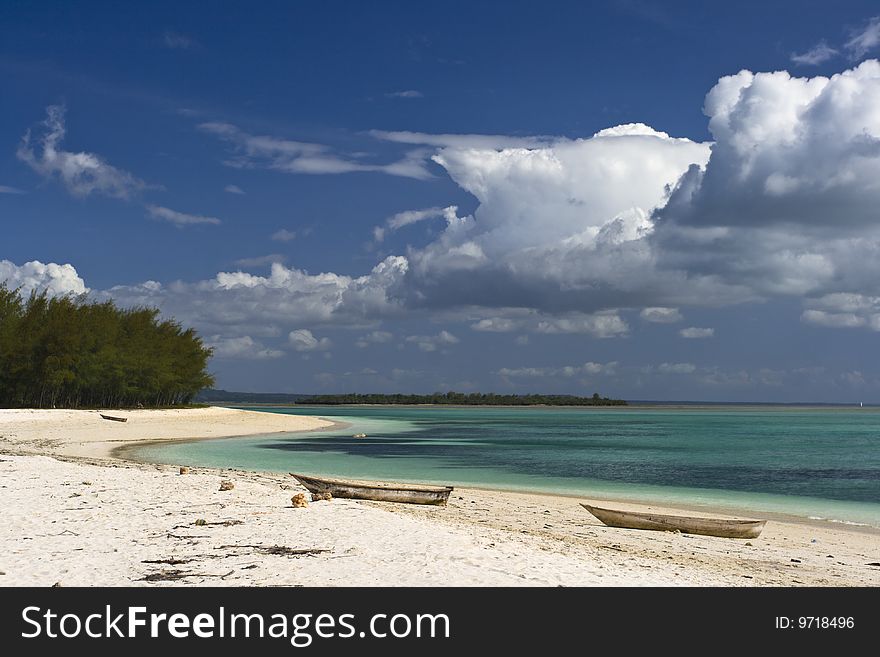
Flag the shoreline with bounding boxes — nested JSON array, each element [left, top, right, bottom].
[[1, 407, 878, 586], [124, 459, 880, 537], [110, 416, 352, 461], [0, 407, 336, 461]]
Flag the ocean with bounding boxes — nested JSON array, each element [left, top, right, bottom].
[[130, 405, 880, 527]]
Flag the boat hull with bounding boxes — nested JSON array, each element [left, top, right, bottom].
[[290, 473, 452, 506], [99, 414, 127, 423], [580, 503, 766, 539]]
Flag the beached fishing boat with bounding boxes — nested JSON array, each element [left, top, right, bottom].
[[290, 473, 453, 505], [580, 503, 766, 539], [99, 413, 128, 423]]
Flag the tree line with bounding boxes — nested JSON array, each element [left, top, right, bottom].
[[298, 392, 627, 406], [0, 286, 214, 408]]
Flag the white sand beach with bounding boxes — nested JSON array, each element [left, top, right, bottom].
[[1, 407, 878, 586]]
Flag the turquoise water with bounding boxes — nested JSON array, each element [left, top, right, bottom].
[[131, 406, 880, 527]]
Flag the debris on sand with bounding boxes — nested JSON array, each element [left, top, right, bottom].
[[137, 570, 192, 582], [291, 493, 308, 508], [179, 467, 190, 475], [219, 480, 235, 491], [311, 492, 332, 502], [217, 544, 329, 558], [178, 519, 243, 528]]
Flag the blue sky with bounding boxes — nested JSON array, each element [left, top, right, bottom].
[[3, 1, 880, 401]]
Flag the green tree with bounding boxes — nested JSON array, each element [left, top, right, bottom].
[[0, 285, 215, 408]]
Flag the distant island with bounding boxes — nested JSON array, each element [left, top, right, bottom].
[[297, 392, 627, 406], [196, 389, 314, 404], [198, 389, 627, 406]]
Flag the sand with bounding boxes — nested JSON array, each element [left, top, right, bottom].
[[0, 407, 335, 459], [1, 407, 878, 587]]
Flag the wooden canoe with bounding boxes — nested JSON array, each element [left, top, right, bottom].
[[99, 413, 128, 423], [290, 473, 453, 506], [580, 503, 766, 539]]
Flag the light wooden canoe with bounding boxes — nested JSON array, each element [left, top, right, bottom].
[[580, 503, 766, 539], [99, 413, 127, 423], [290, 473, 453, 506]]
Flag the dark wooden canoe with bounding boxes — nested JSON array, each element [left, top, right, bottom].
[[580, 503, 766, 539], [99, 413, 128, 423], [290, 473, 453, 506]]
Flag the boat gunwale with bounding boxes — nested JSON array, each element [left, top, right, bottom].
[[581, 503, 764, 526], [290, 472, 453, 494]]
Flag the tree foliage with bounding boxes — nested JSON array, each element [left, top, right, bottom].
[[0, 286, 214, 408], [298, 391, 627, 406]]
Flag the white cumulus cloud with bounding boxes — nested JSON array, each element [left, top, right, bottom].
[[102, 256, 410, 339], [0, 260, 89, 297], [498, 361, 617, 378], [800, 309, 867, 328], [288, 329, 332, 352], [355, 330, 393, 348], [405, 330, 459, 352], [639, 307, 683, 323], [654, 60, 880, 306], [658, 362, 697, 374], [207, 335, 284, 359]]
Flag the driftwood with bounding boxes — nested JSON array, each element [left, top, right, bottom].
[[174, 519, 243, 529], [142, 553, 224, 564], [138, 568, 238, 581], [166, 533, 210, 540], [137, 569, 193, 581], [216, 544, 330, 557]]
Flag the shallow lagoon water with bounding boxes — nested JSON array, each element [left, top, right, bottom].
[[131, 405, 880, 526]]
